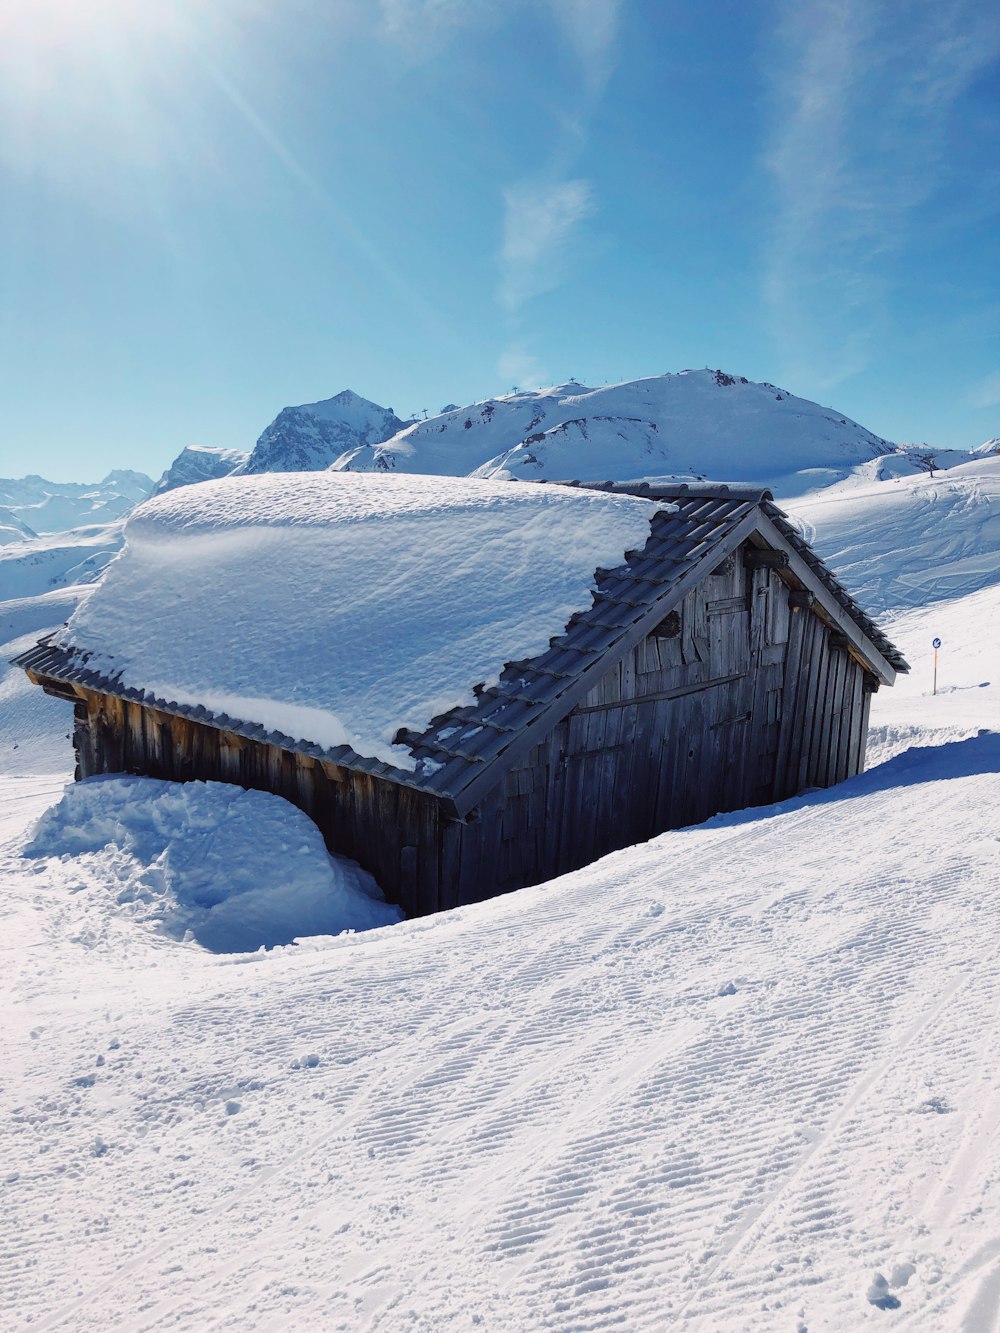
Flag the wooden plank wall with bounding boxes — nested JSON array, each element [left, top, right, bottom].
[[449, 543, 761, 901], [447, 541, 875, 908], [74, 691, 445, 919]]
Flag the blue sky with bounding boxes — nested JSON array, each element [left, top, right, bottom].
[[1, 0, 998, 481]]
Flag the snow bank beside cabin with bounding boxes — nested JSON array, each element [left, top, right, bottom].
[[56, 473, 670, 767], [23, 775, 401, 953]]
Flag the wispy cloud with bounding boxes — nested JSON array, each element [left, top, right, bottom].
[[378, 0, 494, 57], [763, 0, 1000, 389], [497, 344, 550, 391], [966, 371, 1000, 410], [379, 0, 623, 82], [498, 178, 595, 312], [376, 0, 622, 307], [549, 0, 624, 93]]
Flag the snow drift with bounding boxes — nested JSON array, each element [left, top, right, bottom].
[[23, 775, 401, 952], [56, 472, 669, 766]]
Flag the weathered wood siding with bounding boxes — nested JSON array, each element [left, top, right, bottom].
[[441, 541, 874, 905], [64, 538, 877, 917], [71, 692, 446, 919]]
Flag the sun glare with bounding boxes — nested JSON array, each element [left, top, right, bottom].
[[1, 0, 161, 52]]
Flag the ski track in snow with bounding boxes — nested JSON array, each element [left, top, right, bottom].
[[3, 744, 1000, 1331]]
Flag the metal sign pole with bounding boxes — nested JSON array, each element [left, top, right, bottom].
[[932, 636, 941, 695]]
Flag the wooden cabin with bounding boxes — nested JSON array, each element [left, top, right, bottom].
[[15, 480, 907, 918]]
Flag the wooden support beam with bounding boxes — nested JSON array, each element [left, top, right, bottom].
[[744, 547, 790, 570]]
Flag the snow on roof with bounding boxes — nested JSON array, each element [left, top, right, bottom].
[[57, 473, 671, 768]]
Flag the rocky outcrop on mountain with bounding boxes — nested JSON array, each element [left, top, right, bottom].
[[328, 370, 903, 497], [153, 446, 248, 496], [236, 390, 409, 475]]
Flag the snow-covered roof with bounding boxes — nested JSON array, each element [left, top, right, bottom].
[[17, 478, 909, 813], [51, 473, 669, 770]]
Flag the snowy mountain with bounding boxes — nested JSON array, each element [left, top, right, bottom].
[[0, 506, 36, 544], [0, 470, 153, 535], [153, 445, 248, 495], [0, 520, 126, 602], [972, 435, 1000, 456], [236, 389, 409, 475], [329, 370, 907, 496]]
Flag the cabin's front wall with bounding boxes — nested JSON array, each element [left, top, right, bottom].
[[443, 541, 876, 907]]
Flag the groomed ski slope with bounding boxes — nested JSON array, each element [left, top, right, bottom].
[[2, 588, 999, 1331]]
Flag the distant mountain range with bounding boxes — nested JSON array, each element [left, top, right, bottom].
[[0, 471, 154, 535], [322, 370, 997, 497], [152, 369, 994, 501], [329, 370, 904, 495], [2, 374, 995, 549]]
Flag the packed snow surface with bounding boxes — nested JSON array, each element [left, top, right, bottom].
[[56, 472, 667, 766], [785, 456, 1000, 613], [23, 775, 401, 953], [1, 587, 85, 774]]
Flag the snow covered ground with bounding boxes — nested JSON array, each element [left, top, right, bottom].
[[1, 458, 998, 1330], [784, 457, 1000, 614]]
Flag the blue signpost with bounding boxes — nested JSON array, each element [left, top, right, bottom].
[[932, 637, 941, 694]]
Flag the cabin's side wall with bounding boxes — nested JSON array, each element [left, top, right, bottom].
[[443, 542, 877, 908], [70, 692, 446, 918], [770, 603, 874, 801]]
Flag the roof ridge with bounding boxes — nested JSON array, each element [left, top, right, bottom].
[[555, 479, 774, 503]]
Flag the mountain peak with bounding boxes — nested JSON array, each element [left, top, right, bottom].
[[236, 390, 408, 475], [153, 446, 248, 496]]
